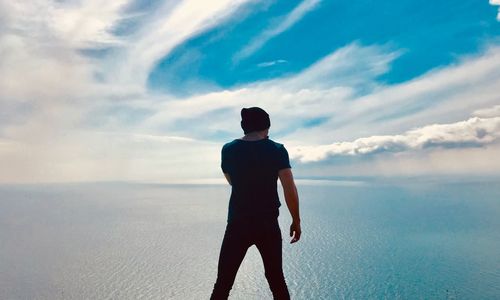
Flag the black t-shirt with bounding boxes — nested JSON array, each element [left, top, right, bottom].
[[221, 138, 291, 222]]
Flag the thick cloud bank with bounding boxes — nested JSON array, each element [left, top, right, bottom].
[[291, 115, 500, 162]]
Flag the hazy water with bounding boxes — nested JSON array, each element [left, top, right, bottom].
[[1, 180, 499, 299]]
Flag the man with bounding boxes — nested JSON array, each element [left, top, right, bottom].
[[210, 107, 301, 300]]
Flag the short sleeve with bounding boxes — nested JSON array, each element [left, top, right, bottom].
[[221, 145, 228, 173], [276, 144, 291, 171]]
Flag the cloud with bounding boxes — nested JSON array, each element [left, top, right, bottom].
[[0, 0, 252, 183], [290, 116, 500, 162], [278, 45, 500, 145], [257, 59, 288, 68], [491, 0, 500, 21], [50, 0, 131, 48], [295, 144, 500, 178], [234, 0, 321, 62], [0, 1, 130, 49], [139, 43, 398, 137], [113, 0, 254, 87], [281, 43, 399, 90], [0, 129, 221, 183], [139, 44, 500, 147], [473, 104, 500, 118], [0, 2, 101, 141]]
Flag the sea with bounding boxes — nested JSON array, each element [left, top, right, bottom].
[[0, 179, 499, 299]]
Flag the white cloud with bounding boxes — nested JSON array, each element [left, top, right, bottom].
[[234, 0, 321, 62], [0, 1, 130, 48], [491, 0, 500, 21], [290, 116, 500, 162], [49, 0, 131, 48]]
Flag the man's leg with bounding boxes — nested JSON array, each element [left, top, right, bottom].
[[255, 220, 290, 300], [211, 222, 250, 300]]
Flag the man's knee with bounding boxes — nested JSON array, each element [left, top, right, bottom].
[[265, 269, 289, 289], [266, 277, 290, 300]]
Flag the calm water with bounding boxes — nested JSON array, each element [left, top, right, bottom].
[[0, 180, 499, 299]]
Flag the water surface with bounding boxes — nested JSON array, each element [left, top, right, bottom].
[[0, 180, 499, 299]]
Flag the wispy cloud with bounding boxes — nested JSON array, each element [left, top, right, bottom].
[[114, 0, 253, 87], [234, 0, 321, 62], [133, 43, 401, 149], [257, 59, 288, 68]]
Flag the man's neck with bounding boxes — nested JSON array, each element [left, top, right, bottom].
[[241, 131, 268, 141]]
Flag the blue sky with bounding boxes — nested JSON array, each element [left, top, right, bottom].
[[0, 0, 499, 183], [148, 0, 500, 94]]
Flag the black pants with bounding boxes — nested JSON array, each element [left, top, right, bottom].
[[210, 218, 290, 300]]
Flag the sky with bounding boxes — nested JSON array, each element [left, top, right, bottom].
[[0, 0, 499, 183]]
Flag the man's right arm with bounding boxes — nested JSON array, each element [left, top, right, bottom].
[[221, 145, 231, 185], [223, 173, 232, 185], [278, 168, 301, 243]]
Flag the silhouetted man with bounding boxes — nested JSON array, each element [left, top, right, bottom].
[[210, 107, 301, 300]]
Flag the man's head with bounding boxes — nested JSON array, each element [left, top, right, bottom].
[[241, 107, 271, 134]]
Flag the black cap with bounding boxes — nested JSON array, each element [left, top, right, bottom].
[[241, 107, 271, 134]]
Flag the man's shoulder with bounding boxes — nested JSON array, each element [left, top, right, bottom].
[[222, 139, 239, 150], [222, 139, 287, 152], [267, 139, 286, 150]]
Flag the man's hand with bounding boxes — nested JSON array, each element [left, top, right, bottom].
[[289, 221, 301, 243]]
